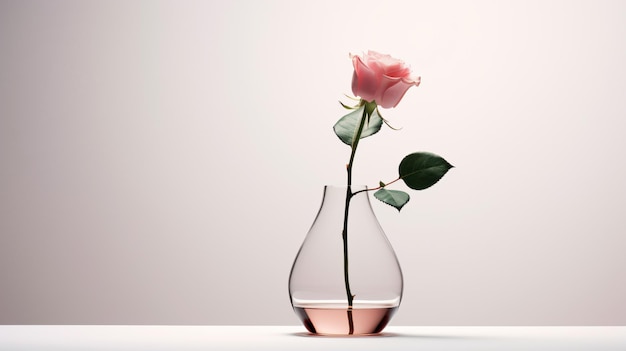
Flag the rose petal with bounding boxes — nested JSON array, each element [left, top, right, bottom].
[[351, 55, 380, 102], [378, 76, 413, 108]]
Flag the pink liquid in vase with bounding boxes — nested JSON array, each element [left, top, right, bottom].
[[294, 306, 398, 335]]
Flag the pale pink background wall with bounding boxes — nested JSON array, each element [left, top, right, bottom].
[[1, 0, 625, 325]]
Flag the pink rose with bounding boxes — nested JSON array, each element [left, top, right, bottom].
[[351, 51, 421, 108]]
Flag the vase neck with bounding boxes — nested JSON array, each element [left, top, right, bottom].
[[319, 185, 371, 211]]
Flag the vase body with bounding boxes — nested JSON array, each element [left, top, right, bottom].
[[289, 185, 403, 335]]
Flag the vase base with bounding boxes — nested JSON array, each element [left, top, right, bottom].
[[293, 306, 397, 335]]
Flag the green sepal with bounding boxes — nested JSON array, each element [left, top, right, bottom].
[[363, 100, 378, 118], [374, 188, 410, 211], [399, 152, 453, 190], [339, 101, 358, 110], [333, 105, 383, 146]]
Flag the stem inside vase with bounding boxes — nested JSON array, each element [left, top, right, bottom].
[[342, 186, 355, 334]]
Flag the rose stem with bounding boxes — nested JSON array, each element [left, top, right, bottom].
[[342, 101, 368, 335]]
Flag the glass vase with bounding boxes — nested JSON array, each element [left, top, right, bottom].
[[289, 185, 403, 335]]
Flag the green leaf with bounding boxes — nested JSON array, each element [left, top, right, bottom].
[[399, 152, 453, 190], [374, 188, 410, 211], [333, 105, 383, 146]]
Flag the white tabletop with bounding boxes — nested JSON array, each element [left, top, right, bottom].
[[1, 325, 625, 350]]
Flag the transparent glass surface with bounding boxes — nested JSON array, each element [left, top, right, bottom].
[[289, 185, 403, 335]]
